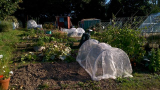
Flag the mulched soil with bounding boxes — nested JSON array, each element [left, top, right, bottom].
[[9, 61, 118, 90]]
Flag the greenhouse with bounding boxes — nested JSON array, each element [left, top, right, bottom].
[[139, 12, 160, 33]]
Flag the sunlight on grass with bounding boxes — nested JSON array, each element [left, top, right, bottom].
[[117, 74, 160, 90], [0, 29, 25, 60]]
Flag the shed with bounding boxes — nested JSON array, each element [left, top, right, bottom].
[[79, 18, 101, 30], [55, 16, 72, 29]]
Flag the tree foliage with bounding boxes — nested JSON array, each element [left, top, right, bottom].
[[0, 0, 22, 20], [15, 0, 106, 24], [13, 0, 160, 25], [106, 0, 152, 18]]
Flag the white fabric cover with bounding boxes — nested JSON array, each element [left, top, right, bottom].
[[27, 20, 37, 29], [12, 22, 19, 29], [62, 28, 85, 37], [37, 24, 43, 28], [76, 39, 133, 81]]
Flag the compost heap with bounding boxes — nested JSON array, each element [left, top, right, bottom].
[[62, 28, 85, 37], [76, 39, 133, 81]]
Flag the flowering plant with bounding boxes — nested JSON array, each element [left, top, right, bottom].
[[21, 52, 37, 63], [44, 41, 71, 61], [0, 55, 13, 80]]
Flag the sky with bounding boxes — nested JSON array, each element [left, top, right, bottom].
[[106, 0, 110, 4]]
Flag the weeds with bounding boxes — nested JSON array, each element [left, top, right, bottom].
[[38, 84, 49, 90]]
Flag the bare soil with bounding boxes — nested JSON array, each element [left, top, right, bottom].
[[9, 61, 117, 90]]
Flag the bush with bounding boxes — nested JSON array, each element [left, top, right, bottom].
[[0, 21, 12, 32], [68, 37, 77, 42], [43, 23, 55, 29], [52, 31, 68, 39], [4, 16, 18, 23], [93, 26, 146, 63], [148, 48, 160, 72], [43, 42, 71, 61]]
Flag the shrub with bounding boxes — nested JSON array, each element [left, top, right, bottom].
[[21, 52, 37, 63], [90, 23, 102, 32], [52, 31, 68, 39], [68, 37, 77, 42], [93, 26, 146, 63], [43, 23, 55, 29], [0, 21, 12, 32], [4, 16, 18, 23], [43, 41, 71, 61], [148, 48, 160, 72], [34, 40, 45, 46]]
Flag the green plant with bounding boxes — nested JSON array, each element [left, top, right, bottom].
[[0, 0, 22, 20], [64, 56, 75, 63], [43, 36, 50, 43], [0, 55, 13, 80], [20, 52, 37, 63], [4, 16, 18, 23], [61, 84, 68, 89], [0, 21, 13, 32], [148, 48, 160, 72], [43, 23, 55, 29], [94, 26, 146, 63], [34, 39, 45, 46], [38, 84, 49, 90], [67, 37, 77, 42], [27, 29, 37, 38], [90, 23, 102, 32], [43, 41, 71, 61], [78, 82, 85, 87], [116, 77, 128, 83], [52, 31, 68, 39]]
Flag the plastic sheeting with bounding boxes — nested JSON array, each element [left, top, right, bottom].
[[37, 24, 43, 28], [12, 22, 19, 30], [139, 13, 160, 33], [76, 39, 133, 81], [62, 28, 85, 37], [27, 20, 43, 29], [27, 20, 38, 29]]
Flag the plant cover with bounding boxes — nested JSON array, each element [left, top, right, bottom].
[[76, 39, 133, 80]]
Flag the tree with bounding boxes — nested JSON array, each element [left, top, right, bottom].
[[0, 0, 22, 20], [15, 0, 106, 25], [70, 0, 106, 23], [106, 0, 152, 18]]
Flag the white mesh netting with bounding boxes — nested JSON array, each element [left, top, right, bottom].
[[62, 28, 85, 37], [27, 20, 37, 29], [76, 39, 133, 81]]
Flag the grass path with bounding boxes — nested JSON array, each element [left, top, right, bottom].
[[0, 29, 25, 60]]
